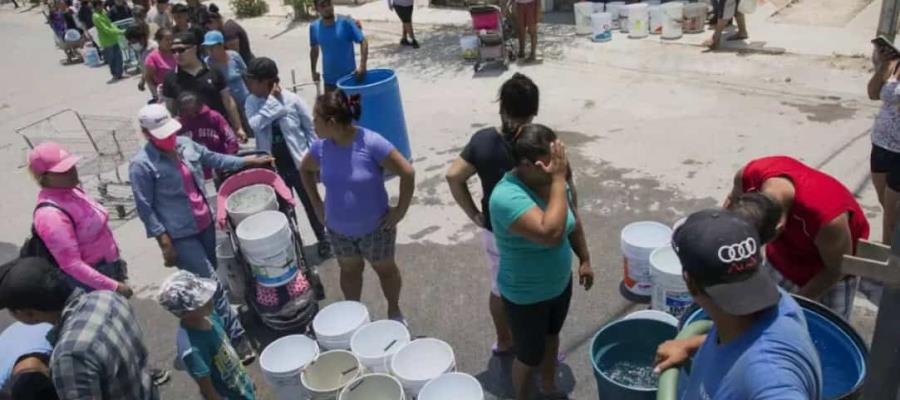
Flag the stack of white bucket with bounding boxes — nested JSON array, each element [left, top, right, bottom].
[[619, 219, 693, 320], [260, 300, 485, 400], [228, 185, 300, 288], [575, 1, 710, 42]]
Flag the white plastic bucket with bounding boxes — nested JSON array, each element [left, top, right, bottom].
[[649, 5, 664, 34], [460, 35, 478, 60], [339, 373, 405, 400], [417, 372, 484, 400], [627, 3, 649, 38], [591, 12, 613, 42], [83, 46, 101, 67], [260, 335, 320, 400], [350, 320, 411, 373], [620, 221, 673, 299], [226, 184, 277, 227], [390, 338, 456, 397], [623, 309, 679, 327], [574, 2, 594, 35], [650, 246, 693, 318], [313, 301, 371, 350], [301, 350, 363, 399], [215, 239, 246, 304], [606, 1, 625, 30], [683, 2, 707, 34], [661, 2, 684, 39], [591, 2, 604, 12], [235, 210, 298, 287]]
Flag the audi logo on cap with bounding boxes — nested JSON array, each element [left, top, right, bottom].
[[717, 238, 758, 263]]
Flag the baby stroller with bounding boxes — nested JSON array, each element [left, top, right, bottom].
[[216, 154, 325, 332], [470, 4, 516, 72]]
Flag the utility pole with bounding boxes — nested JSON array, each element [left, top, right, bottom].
[[878, 0, 900, 41]]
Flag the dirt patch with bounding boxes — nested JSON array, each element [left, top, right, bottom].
[[781, 101, 858, 123]]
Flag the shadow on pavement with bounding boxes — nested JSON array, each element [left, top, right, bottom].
[[475, 355, 577, 400], [371, 22, 576, 80], [0, 241, 20, 265]]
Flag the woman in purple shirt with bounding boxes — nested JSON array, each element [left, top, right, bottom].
[[300, 90, 415, 322]]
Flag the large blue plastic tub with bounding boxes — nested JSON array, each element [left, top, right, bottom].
[[336, 69, 412, 160], [681, 297, 867, 400], [590, 318, 678, 400]]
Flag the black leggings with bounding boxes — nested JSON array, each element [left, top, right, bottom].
[[502, 279, 572, 366]]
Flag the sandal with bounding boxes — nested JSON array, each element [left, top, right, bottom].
[[491, 342, 514, 357]]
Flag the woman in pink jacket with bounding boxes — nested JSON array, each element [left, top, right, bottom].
[[28, 142, 133, 298]]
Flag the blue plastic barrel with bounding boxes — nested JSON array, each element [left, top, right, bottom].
[[680, 296, 867, 400], [336, 69, 412, 160], [590, 318, 678, 400]]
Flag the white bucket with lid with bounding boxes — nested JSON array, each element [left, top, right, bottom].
[[661, 2, 684, 39], [683, 2, 707, 33], [235, 210, 298, 287], [314, 301, 371, 350], [350, 320, 411, 373], [606, 1, 626, 30], [339, 373, 405, 400], [627, 3, 649, 38], [417, 372, 484, 400], [226, 184, 278, 226], [623, 309, 679, 327], [574, 2, 594, 35], [301, 350, 363, 399], [390, 338, 456, 397], [591, 12, 613, 42], [620, 221, 673, 300], [649, 5, 664, 34], [260, 335, 320, 400], [650, 246, 693, 318]]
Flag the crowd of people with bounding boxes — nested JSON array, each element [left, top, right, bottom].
[[1, 0, 897, 399]]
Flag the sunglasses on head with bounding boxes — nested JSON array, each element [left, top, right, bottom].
[[171, 46, 194, 54]]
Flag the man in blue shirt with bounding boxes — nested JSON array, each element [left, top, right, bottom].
[[309, 0, 368, 92], [654, 209, 822, 400], [0, 322, 55, 399]]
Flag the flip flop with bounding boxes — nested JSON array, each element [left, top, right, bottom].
[[726, 33, 748, 41], [491, 342, 514, 357]]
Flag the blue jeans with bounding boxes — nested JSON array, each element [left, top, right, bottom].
[[103, 43, 123, 79], [173, 225, 246, 340]]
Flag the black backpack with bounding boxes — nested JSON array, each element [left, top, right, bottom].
[[20, 202, 75, 267]]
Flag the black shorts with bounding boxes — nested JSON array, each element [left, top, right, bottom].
[[502, 279, 572, 367], [871, 144, 900, 191], [394, 5, 413, 23]]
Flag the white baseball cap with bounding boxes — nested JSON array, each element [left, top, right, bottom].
[[138, 104, 182, 139]]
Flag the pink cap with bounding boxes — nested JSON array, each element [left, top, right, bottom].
[[28, 142, 81, 175]]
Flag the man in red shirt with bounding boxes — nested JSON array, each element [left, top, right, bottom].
[[725, 156, 870, 319]]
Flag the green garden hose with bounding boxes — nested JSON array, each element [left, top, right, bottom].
[[656, 320, 714, 400]]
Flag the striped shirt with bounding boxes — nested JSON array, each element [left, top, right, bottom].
[[48, 290, 158, 400]]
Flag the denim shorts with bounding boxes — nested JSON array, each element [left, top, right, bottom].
[[329, 227, 397, 262]]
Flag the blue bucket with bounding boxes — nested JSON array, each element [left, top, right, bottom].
[[590, 318, 678, 400], [680, 297, 867, 400], [336, 69, 412, 160]]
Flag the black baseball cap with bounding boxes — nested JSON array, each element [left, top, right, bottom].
[[672, 209, 780, 316], [172, 32, 197, 47], [245, 57, 279, 80], [0, 258, 66, 311]]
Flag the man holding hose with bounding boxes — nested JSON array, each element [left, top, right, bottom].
[[654, 209, 821, 400]]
